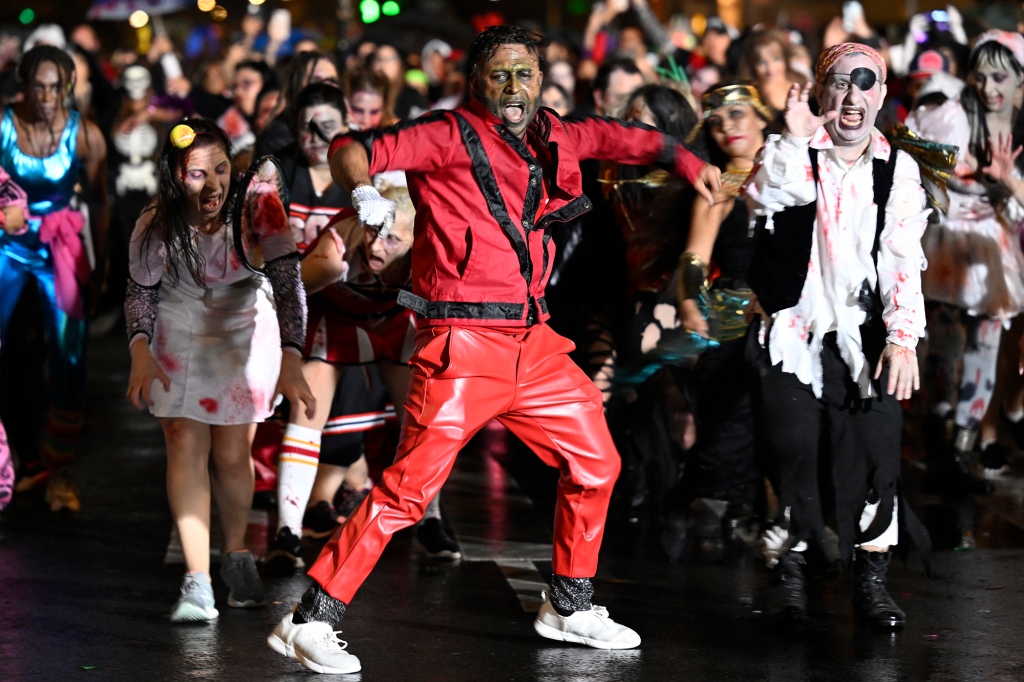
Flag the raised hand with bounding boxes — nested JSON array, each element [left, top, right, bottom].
[[982, 131, 1022, 187], [785, 83, 838, 139]]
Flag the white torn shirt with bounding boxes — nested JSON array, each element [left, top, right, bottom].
[[746, 128, 930, 398]]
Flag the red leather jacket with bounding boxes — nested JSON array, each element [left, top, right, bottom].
[[329, 98, 706, 328]]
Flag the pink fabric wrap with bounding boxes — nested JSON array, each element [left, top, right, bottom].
[[38, 207, 89, 320], [815, 42, 887, 84]]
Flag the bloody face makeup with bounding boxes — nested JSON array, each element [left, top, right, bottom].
[[178, 143, 231, 226], [348, 90, 384, 131], [299, 103, 346, 166], [972, 54, 1022, 116], [816, 53, 887, 153], [363, 208, 413, 273]]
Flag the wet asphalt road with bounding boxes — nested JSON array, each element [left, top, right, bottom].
[[2, 333, 1024, 681]]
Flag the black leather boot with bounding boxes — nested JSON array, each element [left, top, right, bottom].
[[852, 548, 905, 629], [776, 551, 808, 624]]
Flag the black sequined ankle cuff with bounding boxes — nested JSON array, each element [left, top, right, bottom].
[[294, 583, 347, 625], [551, 575, 594, 613]]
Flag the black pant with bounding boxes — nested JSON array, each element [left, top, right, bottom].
[[756, 333, 901, 560], [683, 336, 760, 506]]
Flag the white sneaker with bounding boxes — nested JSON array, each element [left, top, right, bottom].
[[170, 573, 218, 623], [268, 609, 361, 674], [533, 591, 641, 650]]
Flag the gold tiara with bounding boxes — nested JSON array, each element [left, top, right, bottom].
[[686, 84, 773, 144]]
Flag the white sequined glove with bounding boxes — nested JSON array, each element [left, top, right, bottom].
[[352, 185, 396, 236]]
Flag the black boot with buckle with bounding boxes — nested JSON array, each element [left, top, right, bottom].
[[776, 550, 808, 625], [852, 548, 905, 629]]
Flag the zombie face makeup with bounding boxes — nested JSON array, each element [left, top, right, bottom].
[[348, 90, 384, 131], [972, 54, 1022, 116], [473, 43, 543, 139], [816, 53, 886, 153], [178, 143, 231, 226], [363, 208, 413, 273], [299, 103, 346, 165], [706, 104, 767, 160]]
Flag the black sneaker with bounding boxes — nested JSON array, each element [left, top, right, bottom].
[[334, 482, 371, 519], [980, 441, 1010, 478], [416, 517, 461, 560], [303, 500, 342, 539], [263, 527, 305, 577]]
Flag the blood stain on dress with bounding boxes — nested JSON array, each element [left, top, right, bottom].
[[199, 397, 219, 413]]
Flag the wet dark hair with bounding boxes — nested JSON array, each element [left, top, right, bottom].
[[236, 60, 278, 91], [142, 118, 238, 287], [292, 81, 348, 133], [593, 57, 641, 95], [16, 44, 76, 93], [467, 25, 548, 77], [625, 84, 698, 142], [618, 85, 698, 210], [962, 40, 1024, 174], [280, 50, 337, 118], [17, 45, 81, 157]]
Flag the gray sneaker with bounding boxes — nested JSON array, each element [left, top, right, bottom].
[[170, 573, 219, 623], [220, 550, 265, 608]]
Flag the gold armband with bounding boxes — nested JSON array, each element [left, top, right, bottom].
[[678, 252, 708, 301]]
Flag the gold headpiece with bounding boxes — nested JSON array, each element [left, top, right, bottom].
[[170, 124, 196, 149], [685, 84, 773, 145]]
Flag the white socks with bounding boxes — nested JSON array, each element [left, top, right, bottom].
[[278, 424, 322, 536]]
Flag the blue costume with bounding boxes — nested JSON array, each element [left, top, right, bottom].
[[0, 106, 88, 471]]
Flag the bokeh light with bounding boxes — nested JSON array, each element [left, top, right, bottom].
[[128, 10, 149, 28]]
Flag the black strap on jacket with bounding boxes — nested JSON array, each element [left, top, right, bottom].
[[450, 112, 544, 325], [747, 142, 898, 367]]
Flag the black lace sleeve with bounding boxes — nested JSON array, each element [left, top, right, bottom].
[[124, 276, 160, 344], [264, 253, 307, 351]]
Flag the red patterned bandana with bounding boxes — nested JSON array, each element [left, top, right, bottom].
[[815, 43, 887, 85]]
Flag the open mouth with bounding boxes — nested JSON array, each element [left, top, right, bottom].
[[839, 107, 865, 129], [201, 194, 222, 212], [503, 101, 526, 124]]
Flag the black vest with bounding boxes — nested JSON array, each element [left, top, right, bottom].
[[747, 145, 898, 366]]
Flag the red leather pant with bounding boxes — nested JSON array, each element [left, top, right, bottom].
[[307, 323, 621, 604]]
